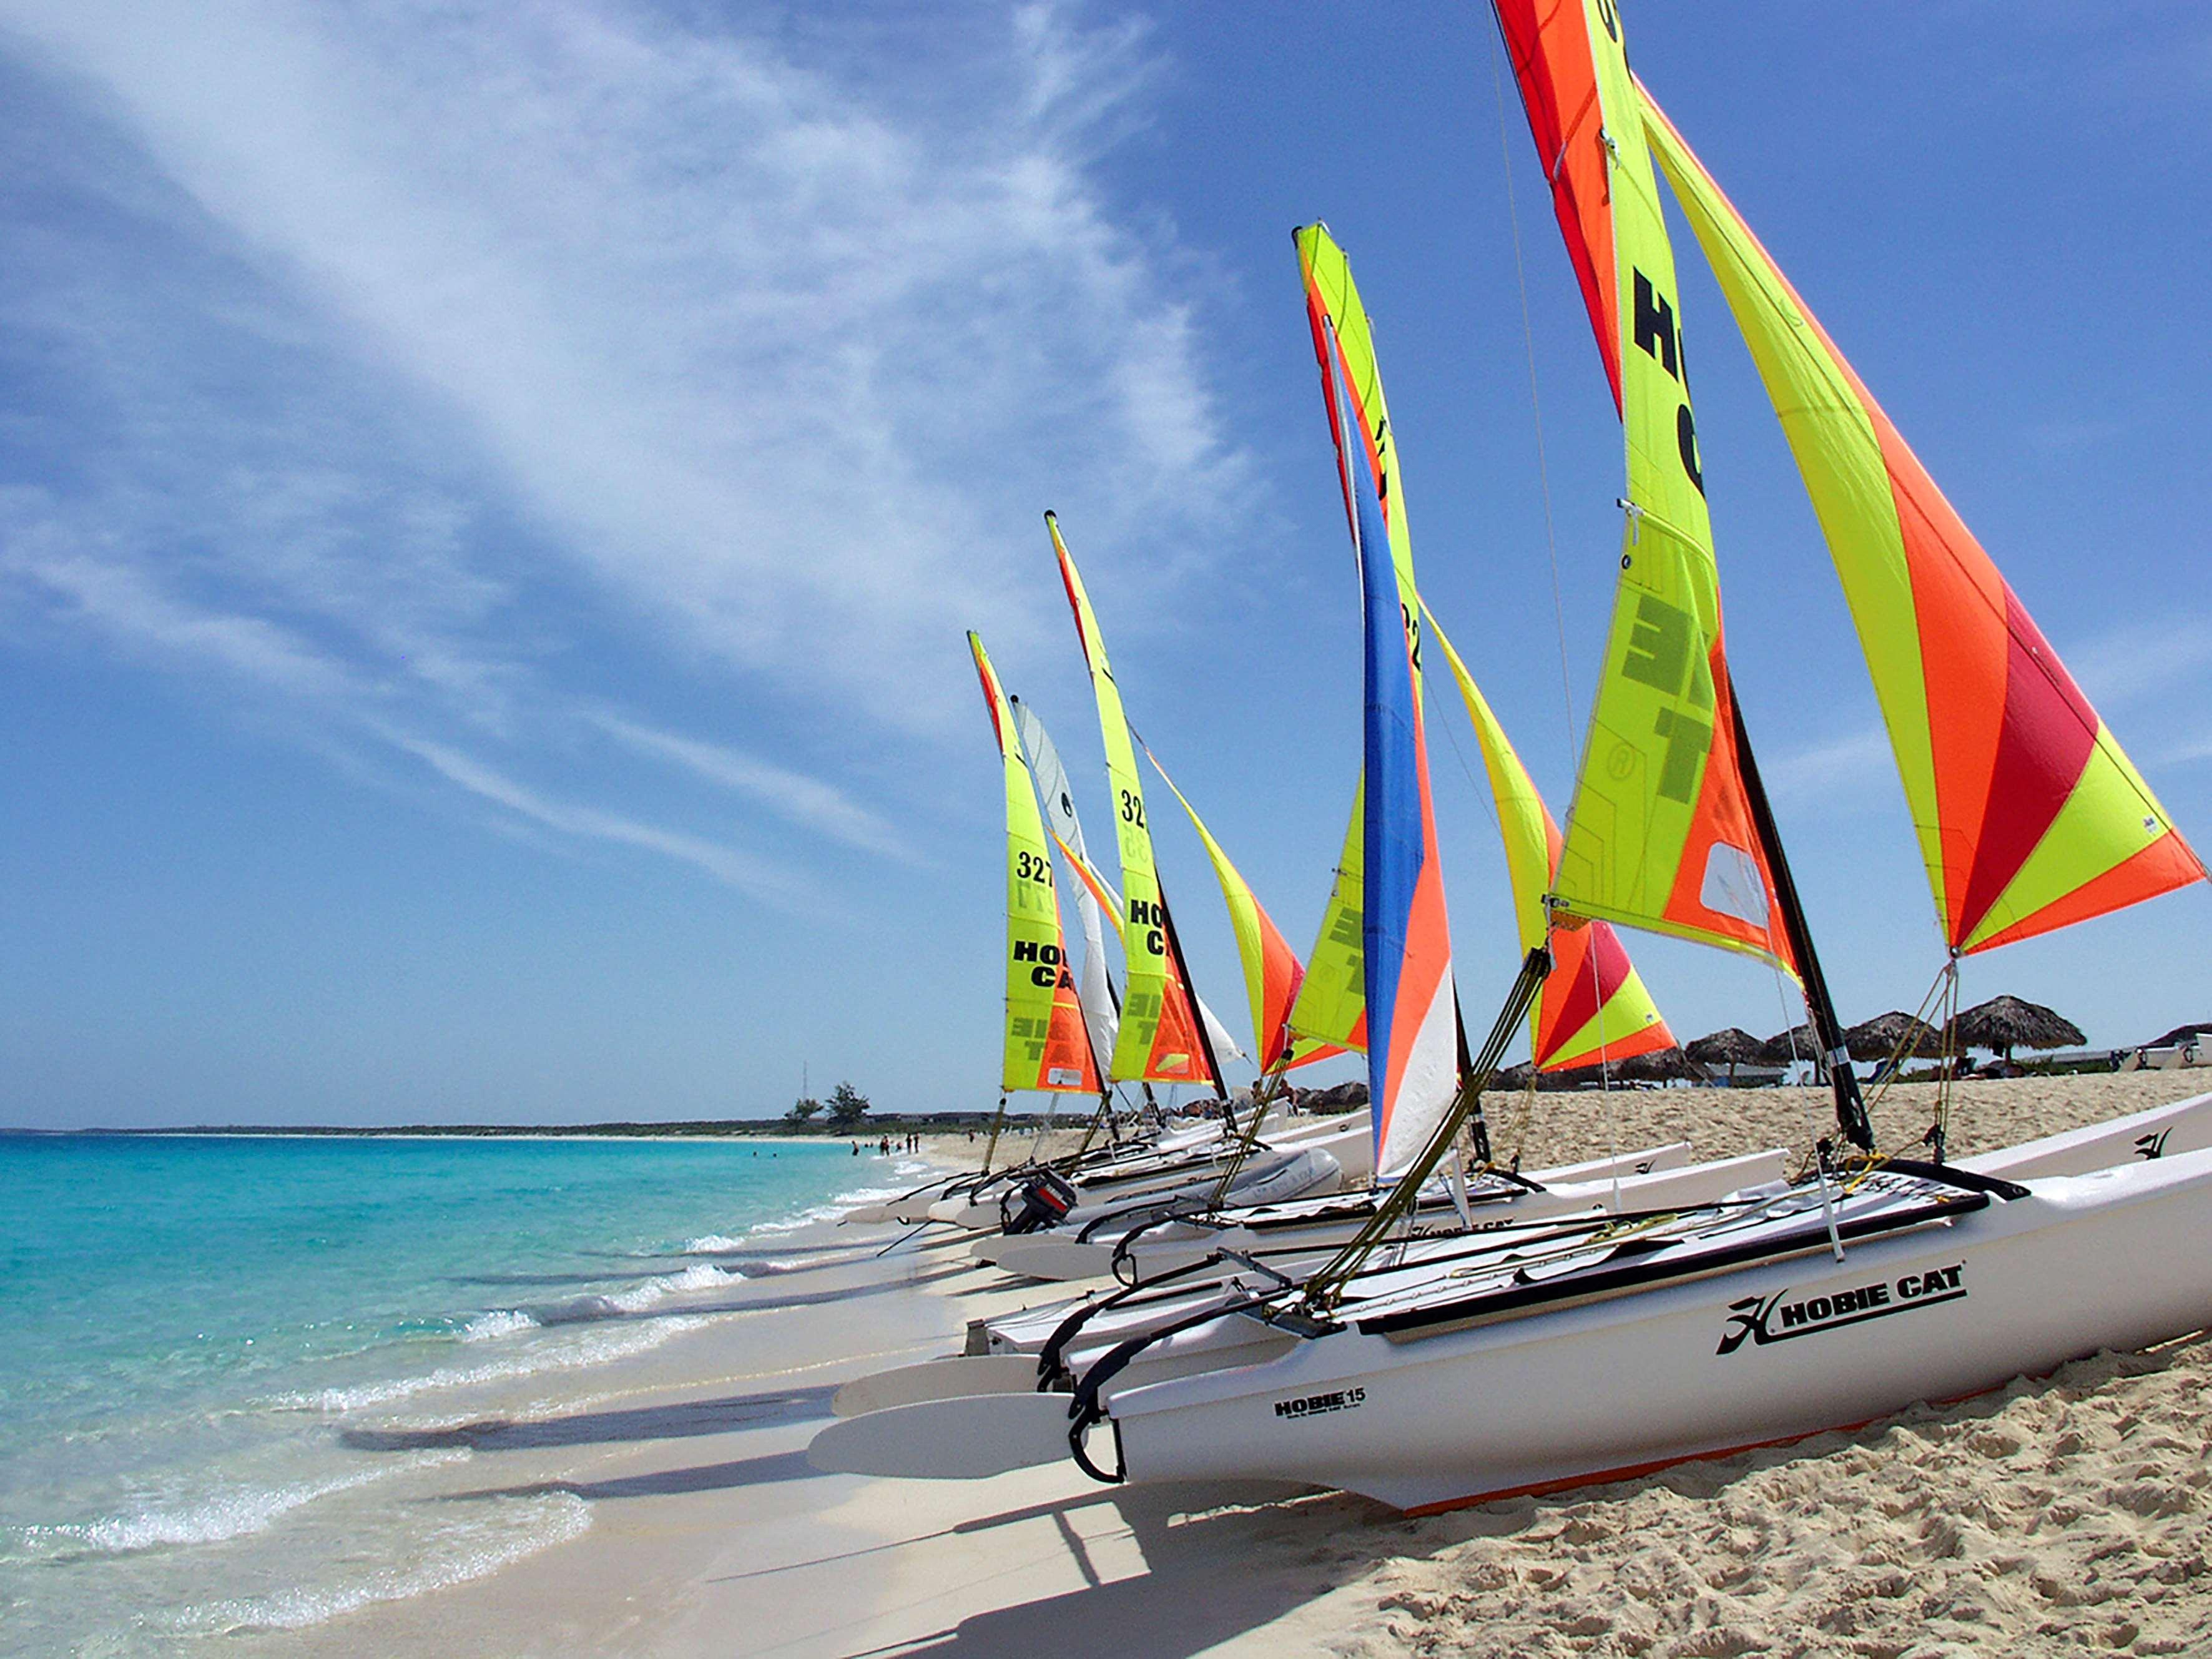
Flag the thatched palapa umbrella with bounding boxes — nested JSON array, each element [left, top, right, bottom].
[[1685, 1027, 1765, 1085], [1759, 1023, 1820, 1068], [1947, 995, 2085, 1062], [1614, 1046, 1696, 1085], [1844, 1010, 1943, 1066]]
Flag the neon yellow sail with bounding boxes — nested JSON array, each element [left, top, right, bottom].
[[968, 632, 1101, 1096], [1637, 84, 2205, 955], [1045, 513, 1216, 1087], [1138, 737, 1345, 1074], [1426, 611, 1674, 1071], [1495, 0, 1796, 975], [1294, 224, 1413, 567], [1285, 782, 1369, 1056]]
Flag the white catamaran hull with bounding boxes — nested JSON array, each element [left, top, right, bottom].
[[1104, 1151, 2212, 1512], [1101, 1146, 1788, 1288], [938, 1118, 1372, 1232], [973, 1139, 1695, 1281]]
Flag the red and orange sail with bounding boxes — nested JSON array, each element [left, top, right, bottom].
[[970, 632, 1101, 1096], [1637, 86, 2205, 953], [1495, 0, 1797, 973]]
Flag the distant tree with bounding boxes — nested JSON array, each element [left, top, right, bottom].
[[785, 1096, 824, 1127], [825, 1081, 872, 1131]]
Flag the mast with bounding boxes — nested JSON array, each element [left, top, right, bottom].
[[1158, 885, 1231, 1108], [1726, 672, 1874, 1151]]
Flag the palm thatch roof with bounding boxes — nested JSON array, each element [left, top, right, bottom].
[[1614, 1046, 1696, 1083], [1759, 1023, 1820, 1066], [1844, 1010, 1943, 1064], [2148, 1022, 2212, 1048], [1947, 995, 2085, 1056], [1491, 1062, 1535, 1092], [1684, 1028, 1766, 1067]]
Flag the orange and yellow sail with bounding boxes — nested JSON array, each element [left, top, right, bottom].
[[969, 632, 1101, 1096], [1427, 612, 1673, 1071], [1046, 513, 1217, 1087], [1637, 86, 2205, 953], [1137, 737, 1345, 1075], [1495, 0, 1796, 975]]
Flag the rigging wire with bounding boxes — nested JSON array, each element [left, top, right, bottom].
[[1489, 27, 1579, 763]]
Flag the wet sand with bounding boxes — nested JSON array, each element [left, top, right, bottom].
[[273, 1071, 2212, 1657]]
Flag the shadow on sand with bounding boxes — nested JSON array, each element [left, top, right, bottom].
[[742, 1480, 1413, 1659], [445, 1447, 822, 1502], [341, 1382, 839, 1454]]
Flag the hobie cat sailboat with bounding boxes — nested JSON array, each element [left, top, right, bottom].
[[820, 5, 2210, 1506], [979, 223, 1766, 1289]]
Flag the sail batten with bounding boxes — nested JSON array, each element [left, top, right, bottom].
[[1636, 82, 2205, 953], [970, 634, 1101, 1097], [1046, 514, 1221, 1088]]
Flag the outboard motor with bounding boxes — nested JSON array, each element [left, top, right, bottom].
[[1001, 1170, 1079, 1235]]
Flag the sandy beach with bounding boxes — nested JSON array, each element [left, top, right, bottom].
[[253, 1071, 2212, 1658]]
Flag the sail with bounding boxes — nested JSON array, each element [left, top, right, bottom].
[[1300, 337, 1457, 1177], [1494, 0, 1796, 974], [968, 633, 1101, 1096], [1284, 779, 1369, 1057], [1286, 225, 1400, 1068], [1638, 86, 2206, 954], [1426, 611, 1674, 1071], [1045, 513, 1220, 1088], [1138, 737, 1345, 1074], [1009, 695, 1119, 1069]]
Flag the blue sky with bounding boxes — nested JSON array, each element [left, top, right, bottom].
[[3, 2, 2206, 1128]]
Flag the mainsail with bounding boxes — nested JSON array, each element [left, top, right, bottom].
[[1138, 736, 1345, 1075], [969, 632, 1101, 1096], [1638, 86, 2206, 955], [1299, 228, 1460, 1179], [1045, 513, 1222, 1090], [1009, 695, 1120, 1070], [1284, 225, 1408, 1072], [1427, 611, 1673, 1072], [1494, 0, 1796, 975]]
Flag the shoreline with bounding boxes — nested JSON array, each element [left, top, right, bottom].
[[220, 1073, 2212, 1656]]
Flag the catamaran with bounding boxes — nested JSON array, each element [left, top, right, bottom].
[[815, 4, 2210, 1509], [977, 223, 1769, 1288]]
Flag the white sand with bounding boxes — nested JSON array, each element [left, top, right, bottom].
[[262, 1072, 2212, 1657]]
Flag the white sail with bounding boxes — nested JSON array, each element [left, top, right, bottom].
[[1010, 696, 1121, 1072]]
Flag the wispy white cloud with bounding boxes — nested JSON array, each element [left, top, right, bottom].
[[0, 0, 1245, 726], [394, 735, 805, 906], [2062, 617, 2212, 711], [1766, 725, 1894, 804], [586, 711, 917, 864], [0, 0, 1246, 897]]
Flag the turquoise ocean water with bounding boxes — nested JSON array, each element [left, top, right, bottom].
[[0, 1133, 923, 1654]]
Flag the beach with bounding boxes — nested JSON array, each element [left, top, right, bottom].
[[171, 1070, 2212, 1658]]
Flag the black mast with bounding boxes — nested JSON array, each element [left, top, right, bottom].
[[1158, 887, 1234, 1120], [1726, 669, 1874, 1152]]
